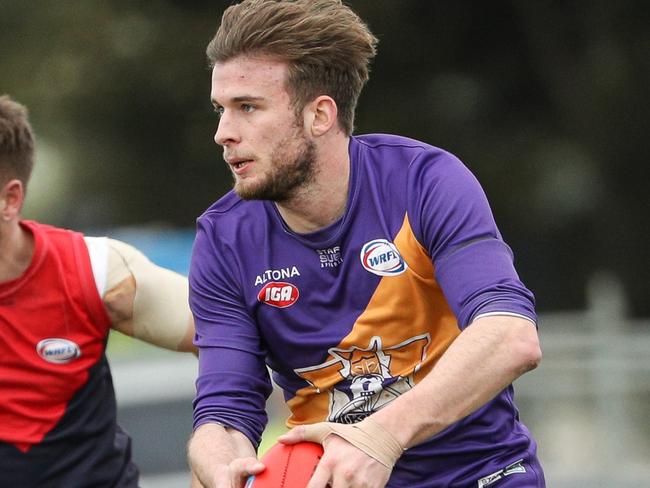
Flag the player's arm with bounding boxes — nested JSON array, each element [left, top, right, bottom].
[[367, 148, 542, 448], [370, 314, 540, 447], [188, 423, 264, 488], [91, 237, 196, 353], [283, 315, 540, 488], [188, 217, 274, 487]]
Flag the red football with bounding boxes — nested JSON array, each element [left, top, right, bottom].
[[245, 442, 324, 488]]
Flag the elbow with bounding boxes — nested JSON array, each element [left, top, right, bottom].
[[514, 327, 542, 374], [520, 340, 542, 374], [498, 319, 541, 376]]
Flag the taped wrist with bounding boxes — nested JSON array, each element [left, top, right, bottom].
[[304, 417, 404, 468]]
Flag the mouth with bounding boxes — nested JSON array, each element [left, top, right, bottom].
[[225, 157, 254, 174]]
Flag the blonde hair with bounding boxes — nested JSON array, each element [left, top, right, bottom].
[[207, 0, 378, 135]]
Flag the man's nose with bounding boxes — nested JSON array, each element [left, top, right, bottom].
[[214, 111, 239, 146]]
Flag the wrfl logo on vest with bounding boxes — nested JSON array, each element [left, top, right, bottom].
[[36, 338, 81, 364]]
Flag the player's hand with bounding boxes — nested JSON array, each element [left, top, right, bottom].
[[280, 425, 392, 488], [209, 457, 265, 488]]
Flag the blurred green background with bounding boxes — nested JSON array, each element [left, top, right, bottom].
[[2, 0, 648, 317]]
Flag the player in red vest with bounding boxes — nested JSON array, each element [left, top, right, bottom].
[[0, 94, 196, 487]]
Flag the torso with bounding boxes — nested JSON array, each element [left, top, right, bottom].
[[0, 221, 138, 487], [191, 134, 543, 487]]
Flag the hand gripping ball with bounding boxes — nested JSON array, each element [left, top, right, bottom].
[[245, 442, 324, 488]]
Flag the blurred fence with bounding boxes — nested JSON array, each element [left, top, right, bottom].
[[516, 273, 650, 487], [107, 228, 650, 487]]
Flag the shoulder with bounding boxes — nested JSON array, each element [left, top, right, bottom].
[[353, 133, 442, 154], [22, 219, 83, 240], [352, 133, 459, 170], [22, 220, 88, 260], [197, 190, 264, 226], [352, 134, 471, 190], [194, 190, 269, 251], [200, 189, 243, 216]]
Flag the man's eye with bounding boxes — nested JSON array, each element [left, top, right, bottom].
[[213, 106, 224, 117], [241, 104, 255, 113]]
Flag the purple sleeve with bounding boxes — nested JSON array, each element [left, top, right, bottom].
[[189, 216, 272, 448], [408, 150, 536, 328]]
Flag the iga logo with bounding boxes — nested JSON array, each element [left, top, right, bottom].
[[360, 239, 408, 276], [37, 338, 81, 364], [258, 282, 299, 308]]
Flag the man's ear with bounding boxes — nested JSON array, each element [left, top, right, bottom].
[[0, 179, 25, 220], [306, 95, 339, 137]]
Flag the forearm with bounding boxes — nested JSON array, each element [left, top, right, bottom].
[[188, 423, 257, 488], [372, 315, 541, 448]]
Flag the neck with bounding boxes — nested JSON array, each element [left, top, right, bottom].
[[276, 136, 350, 234], [0, 220, 35, 283]]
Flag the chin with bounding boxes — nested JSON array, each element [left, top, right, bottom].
[[234, 181, 266, 200]]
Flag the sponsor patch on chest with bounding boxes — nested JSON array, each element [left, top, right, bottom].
[[258, 282, 300, 308], [360, 239, 408, 276], [36, 338, 82, 364], [317, 246, 343, 268], [254, 266, 300, 286]]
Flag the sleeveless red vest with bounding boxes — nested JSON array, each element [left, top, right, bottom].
[[0, 220, 111, 452]]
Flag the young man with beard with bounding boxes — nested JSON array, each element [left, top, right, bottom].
[[0, 94, 196, 487], [188, 1, 545, 487]]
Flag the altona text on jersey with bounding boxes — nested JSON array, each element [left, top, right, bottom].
[[254, 266, 301, 286]]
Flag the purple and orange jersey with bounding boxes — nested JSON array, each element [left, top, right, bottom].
[[190, 134, 544, 487]]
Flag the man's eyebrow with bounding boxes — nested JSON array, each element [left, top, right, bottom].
[[211, 95, 266, 106], [233, 96, 265, 102]]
